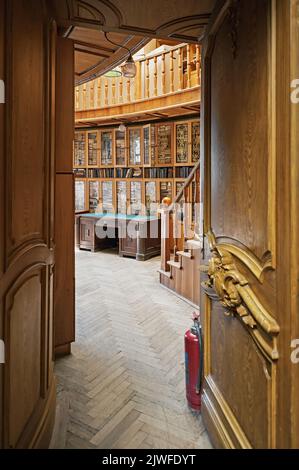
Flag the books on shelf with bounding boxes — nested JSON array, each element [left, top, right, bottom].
[[88, 168, 114, 178], [175, 166, 193, 178], [144, 167, 173, 178], [74, 168, 87, 178]]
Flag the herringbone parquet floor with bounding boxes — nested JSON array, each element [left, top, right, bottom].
[[52, 249, 212, 449]]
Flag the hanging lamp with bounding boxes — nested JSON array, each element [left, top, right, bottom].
[[104, 32, 137, 79]]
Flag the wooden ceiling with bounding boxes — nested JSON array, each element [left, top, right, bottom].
[[66, 27, 147, 84], [49, 0, 216, 84]]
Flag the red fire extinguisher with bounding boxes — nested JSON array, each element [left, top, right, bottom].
[[185, 311, 203, 411]]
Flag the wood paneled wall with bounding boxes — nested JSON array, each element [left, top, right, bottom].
[[54, 37, 75, 356], [200, 0, 299, 449], [0, 0, 56, 449]]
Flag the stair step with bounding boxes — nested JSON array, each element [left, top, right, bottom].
[[176, 250, 193, 259], [158, 268, 172, 278], [167, 260, 182, 270], [186, 239, 202, 250]]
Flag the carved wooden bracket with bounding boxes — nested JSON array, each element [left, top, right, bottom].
[[201, 230, 280, 361]]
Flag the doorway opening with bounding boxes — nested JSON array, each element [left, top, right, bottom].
[[52, 32, 209, 449]]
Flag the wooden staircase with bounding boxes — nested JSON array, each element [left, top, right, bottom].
[[159, 162, 202, 307]]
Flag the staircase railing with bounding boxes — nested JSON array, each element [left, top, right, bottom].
[[160, 160, 200, 272]]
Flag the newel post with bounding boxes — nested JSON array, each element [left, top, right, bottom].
[[160, 208, 171, 272]]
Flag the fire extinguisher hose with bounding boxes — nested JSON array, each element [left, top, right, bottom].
[[195, 322, 203, 395]]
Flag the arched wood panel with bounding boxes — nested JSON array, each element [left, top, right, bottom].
[[0, 0, 56, 448]]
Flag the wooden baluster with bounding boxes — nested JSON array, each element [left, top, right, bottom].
[[86, 81, 91, 108], [153, 56, 158, 97], [161, 52, 166, 95], [126, 78, 131, 102], [194, 168, 200, 236], [82, 83, 87, 109], [96, 78, 101, 108], [178, 47, 183, 90], [170, 50, 174, 93], [145, 58, 150, 98], [75, 86, 79, 111], [90, 80, 94, 108], [119, 77, 123, 103], [183, 186, 192, 249], [135, 61, 141, 100], [196, 45, 201, 86], [104, 78, 109, 106], [187, 45, 191, 88], [160, 208, 171, 272], [172, 210, 181, 263], [112, 79, 116, 105]]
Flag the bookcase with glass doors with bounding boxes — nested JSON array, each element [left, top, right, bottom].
[[74, 118, 200, 215]]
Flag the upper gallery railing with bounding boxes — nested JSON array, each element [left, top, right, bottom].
[[75, 44, 201, 111]]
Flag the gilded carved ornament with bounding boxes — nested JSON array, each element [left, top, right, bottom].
[[200, 230, 280, 360]]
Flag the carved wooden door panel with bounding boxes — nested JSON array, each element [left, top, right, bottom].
[[0, 0, 56, 448], [200, 0, 299, 449]]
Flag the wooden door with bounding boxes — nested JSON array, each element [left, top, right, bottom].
[[200, 0, 299, 449], [0, 0, 56, 448]]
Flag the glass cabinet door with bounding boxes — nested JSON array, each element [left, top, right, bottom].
[[175, 123, 188, 164], [75, 180, 86, 211], [101, 131, 113, 165], [115, 130, 126, 166], [143, 126, 150, 165], [157, 124, 172, 164], [130, 181, 142, 215], [87, 131, 98, 166], [191, 121, 200, 163], [129, 128, 141, 165], [89, 181, 100, 213], [74, 132, 86, 166], [102, 181, 113, 213], [159, 181, 172, 202], [145, 181, 157, 215], [117, 181, 127, 214]]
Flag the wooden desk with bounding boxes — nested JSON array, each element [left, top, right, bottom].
[[78, 213, 161, 261]]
